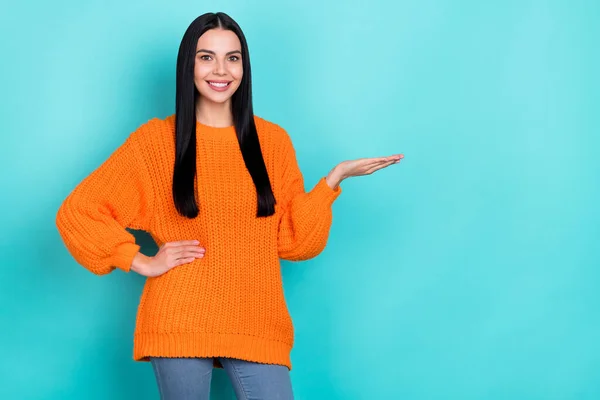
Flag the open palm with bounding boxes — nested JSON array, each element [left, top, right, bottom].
[[337, 154, 404, 178]]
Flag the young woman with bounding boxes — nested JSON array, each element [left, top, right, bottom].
[[56, 12, 403, 400]]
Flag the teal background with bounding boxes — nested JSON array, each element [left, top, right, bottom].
[[2, 0, 599, 398]]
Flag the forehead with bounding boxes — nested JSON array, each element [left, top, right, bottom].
[[196, 29, 241, 51]]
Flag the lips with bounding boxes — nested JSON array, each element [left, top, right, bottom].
[[206, 80, 232, 92]]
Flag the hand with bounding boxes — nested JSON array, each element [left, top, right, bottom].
[[131, 240, 205, 277], [326, 154, 404, 188]]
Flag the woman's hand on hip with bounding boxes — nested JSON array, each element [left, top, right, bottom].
[[131, 240, 205, 277]]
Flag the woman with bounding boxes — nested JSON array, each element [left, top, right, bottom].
[[56, 12, 403, 400]]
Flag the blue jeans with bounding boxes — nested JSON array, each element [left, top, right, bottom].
[[150, 357, 294, 399]]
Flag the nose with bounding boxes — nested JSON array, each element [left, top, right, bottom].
[[213, 58, 226, 75]]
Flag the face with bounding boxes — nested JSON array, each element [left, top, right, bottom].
[[194, 28, 243, 105]]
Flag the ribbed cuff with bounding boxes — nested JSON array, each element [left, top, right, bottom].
[[112, 242, 141, 273], [313, 176, 342, 206]]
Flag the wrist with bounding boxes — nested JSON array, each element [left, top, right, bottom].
[[131, 252, 150, 275], [325, 167, 344, 190]]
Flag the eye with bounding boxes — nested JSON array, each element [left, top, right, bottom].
[[229, 55, 240, 61], [199, 55, 212, 61]]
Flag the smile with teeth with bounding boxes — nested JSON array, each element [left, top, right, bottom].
[[207, 81, 231, 88]]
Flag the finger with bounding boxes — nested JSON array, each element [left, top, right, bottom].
[[359, 155, 402, 166], [360, 159, 389, 169], [366, 160, 396, 174], [174, 257, 196, 266], [166, 240, 201, 248], [363, 158, 394, 171], [378, 160, 398, 169], [369, 157, 390, 164], [380, 155, 402, 162], [171, 245, 206, 254], [375, 155, 401, 162], [164, 242, 203, 253], [376, 156, 401, 164], [175, 251, 205, 259]]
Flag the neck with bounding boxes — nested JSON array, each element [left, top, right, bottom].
[[195, 98, 234, 127]]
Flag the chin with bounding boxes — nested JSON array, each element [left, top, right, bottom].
[[196, 86, 239, 104]]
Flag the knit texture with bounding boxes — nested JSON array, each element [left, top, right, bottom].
[[55, 114, 342, 370]]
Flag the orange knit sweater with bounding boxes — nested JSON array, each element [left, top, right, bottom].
[[55, 114, 342, 370]]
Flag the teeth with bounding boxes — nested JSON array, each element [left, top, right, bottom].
[[209, 82, 229, 87]]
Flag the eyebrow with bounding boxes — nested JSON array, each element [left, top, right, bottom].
[[196, 49, 242, 55]]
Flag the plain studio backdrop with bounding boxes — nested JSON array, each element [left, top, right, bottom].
[[1, 0, 599, 399]]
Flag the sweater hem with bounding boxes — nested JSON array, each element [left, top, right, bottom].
[[132, 331, 293, 370]]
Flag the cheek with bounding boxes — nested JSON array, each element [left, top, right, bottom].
[[231, 65, 243, 81], [194, 64, 207, 80], [194, 64, 211, 80]]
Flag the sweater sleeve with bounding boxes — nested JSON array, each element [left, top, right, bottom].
[[276, 128, 342, 261], [55, 121, 155, 275]]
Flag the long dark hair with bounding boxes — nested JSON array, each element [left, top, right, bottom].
[[173, 12, 276, 219]]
